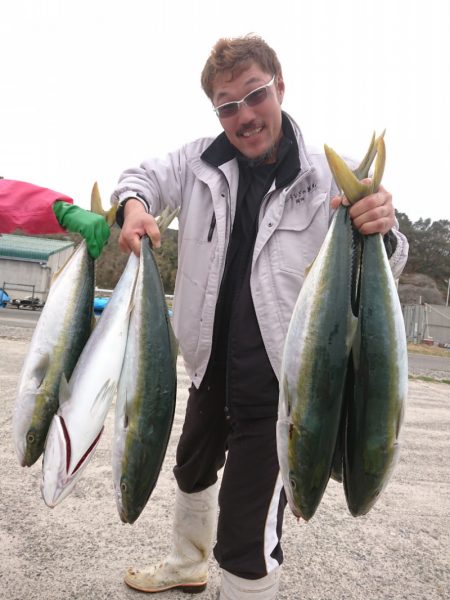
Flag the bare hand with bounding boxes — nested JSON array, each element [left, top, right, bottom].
[[118, 199, 161, 256], [331, 183, 395, 236]]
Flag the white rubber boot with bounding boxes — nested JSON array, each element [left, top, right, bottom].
[[219, 567, 281, 600], [124, 483, 218, 593]]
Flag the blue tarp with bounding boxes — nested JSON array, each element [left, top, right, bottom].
[[0, 289, 11, 307], [93, 297, 173, 316], [93, 297, 110, 314]]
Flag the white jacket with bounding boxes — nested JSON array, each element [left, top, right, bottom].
[[111, 114, 408, 387]]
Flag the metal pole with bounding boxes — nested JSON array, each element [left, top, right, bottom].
[[446, 278, 449, 307]]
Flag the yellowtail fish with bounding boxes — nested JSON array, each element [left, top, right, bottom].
[[278, 133, 391, 520], [12, 241, 94, 467], [326, 137, 408, 516], [113, 234, 177, 524]]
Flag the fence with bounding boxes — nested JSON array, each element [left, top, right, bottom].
[[2, 281, 40, 299], [402, 303, 450, 346]]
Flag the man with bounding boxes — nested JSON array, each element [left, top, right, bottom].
[[0, 178, 110, 258], [111, 35, 408, 600]]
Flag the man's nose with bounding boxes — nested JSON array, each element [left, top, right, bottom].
[[236, 102, 257, 123]]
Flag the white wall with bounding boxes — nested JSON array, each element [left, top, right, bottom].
[[0, 245, 74, 301]]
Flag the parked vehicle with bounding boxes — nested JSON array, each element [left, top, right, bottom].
[[11, 296, 45, 310]]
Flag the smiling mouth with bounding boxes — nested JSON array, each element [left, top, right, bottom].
[[240, 126, 263, 138]]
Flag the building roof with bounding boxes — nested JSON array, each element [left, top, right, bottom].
[[0, 234, 74, 261]]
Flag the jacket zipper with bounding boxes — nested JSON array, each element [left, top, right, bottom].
[[207, 213, 216, 242]]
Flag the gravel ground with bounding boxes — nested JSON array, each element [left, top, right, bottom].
[[0, 324, 449, 600]]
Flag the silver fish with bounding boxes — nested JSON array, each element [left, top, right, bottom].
[[41, 252, 139, 507], [12, 241, 94, 467]]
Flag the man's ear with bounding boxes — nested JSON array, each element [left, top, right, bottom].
[[276, 74, 285, 104]]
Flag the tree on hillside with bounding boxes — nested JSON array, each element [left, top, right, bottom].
[[154, 229, 178, 295], [95, 226, 179, 293], [396, 212, 450, 295]]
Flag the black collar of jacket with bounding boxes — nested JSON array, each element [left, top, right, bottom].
[[201, 112, 301, 189]]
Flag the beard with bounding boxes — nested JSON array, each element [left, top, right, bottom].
[[242, 141, 278, 167]]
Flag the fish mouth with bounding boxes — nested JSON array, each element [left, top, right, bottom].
[[58, 415, 103, 476], [16, 445, 27, 468], [119, 508, 129, 524], [41, 415, 104, 507], [118, 504, 140, 525]]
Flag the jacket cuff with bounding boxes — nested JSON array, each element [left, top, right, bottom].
[[115, 193, 150, 228], [383, 230, 398, 259], [388, 229, 409, 279]]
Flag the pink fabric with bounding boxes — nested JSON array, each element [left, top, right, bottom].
[[0, 179, 73, 234]]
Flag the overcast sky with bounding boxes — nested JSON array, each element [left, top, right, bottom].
[[1, 0, 448, 223]]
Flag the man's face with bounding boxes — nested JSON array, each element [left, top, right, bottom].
[[212, 63, 285, 163]]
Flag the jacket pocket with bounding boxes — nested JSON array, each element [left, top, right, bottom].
[[271, 192, 329, 277]]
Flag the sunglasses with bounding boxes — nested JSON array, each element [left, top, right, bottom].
[[213, 74, 276, 119]]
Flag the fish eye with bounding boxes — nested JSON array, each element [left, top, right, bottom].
[[121, 481, 127, 493], [289, 475, 296, 490], [27, 432, 35, 444]]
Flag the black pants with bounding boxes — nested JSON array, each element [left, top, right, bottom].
[[173, 370, 287, 580]]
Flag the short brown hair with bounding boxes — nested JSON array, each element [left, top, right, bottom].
[[201, 34, 282, 101]]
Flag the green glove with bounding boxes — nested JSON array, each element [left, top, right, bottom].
[[53, 201, 110, 259]]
